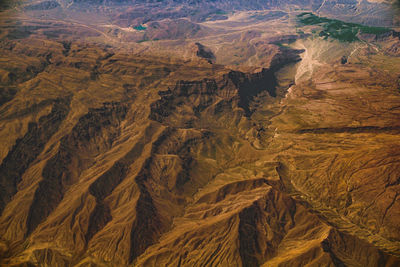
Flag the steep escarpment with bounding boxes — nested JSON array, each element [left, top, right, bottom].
[[150, 49, 302, 125]]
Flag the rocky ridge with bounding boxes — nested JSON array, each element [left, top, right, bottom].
[[0, 32, 399, 266]]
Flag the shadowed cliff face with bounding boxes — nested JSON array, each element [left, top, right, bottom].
[[150, 49, 302, 123]]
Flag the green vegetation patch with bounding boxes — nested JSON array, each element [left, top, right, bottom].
[[133, 25, 147, 31], [215, 10, 228, 15], [297, 12, 391, 42]]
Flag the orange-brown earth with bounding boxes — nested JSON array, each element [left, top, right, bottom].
[[0, 3, 400, 267]]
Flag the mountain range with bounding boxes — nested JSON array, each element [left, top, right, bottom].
[[0, 0, 399, 266]]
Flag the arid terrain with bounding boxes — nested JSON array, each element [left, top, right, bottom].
[[0, 0, 400, 266]]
